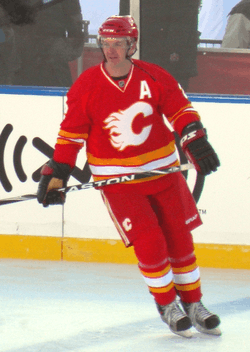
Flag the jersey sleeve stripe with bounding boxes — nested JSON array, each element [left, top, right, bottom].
[[58, 130, 87, 139], [56, 129, 88, 148], [168, 104, 200, 126], [56, 138, 84, 147]]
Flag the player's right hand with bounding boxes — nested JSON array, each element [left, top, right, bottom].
[[180, 121, 220, 176], [37, 159, 72, 207]]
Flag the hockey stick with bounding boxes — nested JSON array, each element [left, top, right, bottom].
[[0, 163, 195, 206]]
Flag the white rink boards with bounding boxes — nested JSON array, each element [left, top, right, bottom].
[[0, 87, 250, 266]]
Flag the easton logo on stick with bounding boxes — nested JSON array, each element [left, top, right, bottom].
[[0, 164, 194, 206]]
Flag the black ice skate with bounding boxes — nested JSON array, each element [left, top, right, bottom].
[[156, 299, 192, 338], [181, 300, 221, 336]]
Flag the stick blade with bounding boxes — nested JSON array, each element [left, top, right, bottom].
[[0, 194, 37, 206]]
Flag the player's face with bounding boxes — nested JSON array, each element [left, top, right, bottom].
[[101, 38, 129, 66]]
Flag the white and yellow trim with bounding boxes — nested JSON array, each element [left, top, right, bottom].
[[89, 150, 179, 176], [140, 266, 173, 288], [173, 267, 200, 285]]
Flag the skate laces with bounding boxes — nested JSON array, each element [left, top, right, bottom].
[[165, 301, 187, 323], [194, 301, 213, 321]]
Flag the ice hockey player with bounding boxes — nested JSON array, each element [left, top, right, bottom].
[[37, 15, 221, 338]]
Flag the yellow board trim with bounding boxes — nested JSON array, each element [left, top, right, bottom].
[[0, 235, 61, 261], [0, 235, 250, 269]]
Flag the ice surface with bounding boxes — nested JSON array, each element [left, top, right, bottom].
[[0, 260, 249, 352]]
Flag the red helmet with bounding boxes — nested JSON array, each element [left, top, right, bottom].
[[98, 15, 138, 42]]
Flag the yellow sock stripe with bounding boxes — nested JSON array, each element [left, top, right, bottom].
[[149, 282, 175, 294], [174, 279, 201, 292], [140, 263, 171, 278], [172, 262, 198, 274]]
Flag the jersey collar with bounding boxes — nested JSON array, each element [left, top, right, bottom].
[[100, 62, 134, 93]]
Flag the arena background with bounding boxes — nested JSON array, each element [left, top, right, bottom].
[[0, 0, 249, 269]]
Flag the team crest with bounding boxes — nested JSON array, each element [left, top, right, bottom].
[[104, 101, 153, 151]]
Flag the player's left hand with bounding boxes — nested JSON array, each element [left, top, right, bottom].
[[180, 122, 220, 175]]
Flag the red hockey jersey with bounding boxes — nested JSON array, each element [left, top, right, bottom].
[[53, 59, 201, 194]]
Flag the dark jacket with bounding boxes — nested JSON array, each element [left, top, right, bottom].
[[4, 0, 84, 87], [120, 0, 200, 84]]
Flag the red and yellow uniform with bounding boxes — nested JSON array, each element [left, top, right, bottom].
[[53, 59, 203, 305], [54, 59, 200, 193]]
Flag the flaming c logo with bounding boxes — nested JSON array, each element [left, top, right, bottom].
[[104, 102, 153, 151]]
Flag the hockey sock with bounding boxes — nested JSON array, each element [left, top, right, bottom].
[[133, 231, 176, 306], [170, 252, 202, 303]]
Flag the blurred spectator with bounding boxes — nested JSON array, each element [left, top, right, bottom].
[[1, 0, 84, 87], [0, 0, 35, 25], [0, 0, 35, 84], [119, 0, 201, 91], [222, 0, 250, 48], [0, 3, 21, 85], [0, 25, 19, 84]]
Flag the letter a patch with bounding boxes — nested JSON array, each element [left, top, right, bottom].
[[140, 81, 152, 99]]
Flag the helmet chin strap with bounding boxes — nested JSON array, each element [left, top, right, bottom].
[[126, 43, 137, 58]]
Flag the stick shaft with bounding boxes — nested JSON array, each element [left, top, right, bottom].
[[0, 163, 194, 206]]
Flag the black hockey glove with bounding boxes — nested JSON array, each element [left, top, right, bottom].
[[180, 121, 220, 175], [37, 159, 72, 207]]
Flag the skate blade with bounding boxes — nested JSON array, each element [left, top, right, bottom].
[[171, 328, 193, 338], [196, 326, 222, 336], [204, 327, 222, 336]]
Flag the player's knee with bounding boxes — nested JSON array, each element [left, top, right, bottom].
[[132, 227, 168, 267]]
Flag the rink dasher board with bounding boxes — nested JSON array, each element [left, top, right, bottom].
[[0, 87, 250, 262]]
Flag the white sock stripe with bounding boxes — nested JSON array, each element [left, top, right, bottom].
[[142, 268, 173, 288], [173, 267, 200, 285]]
